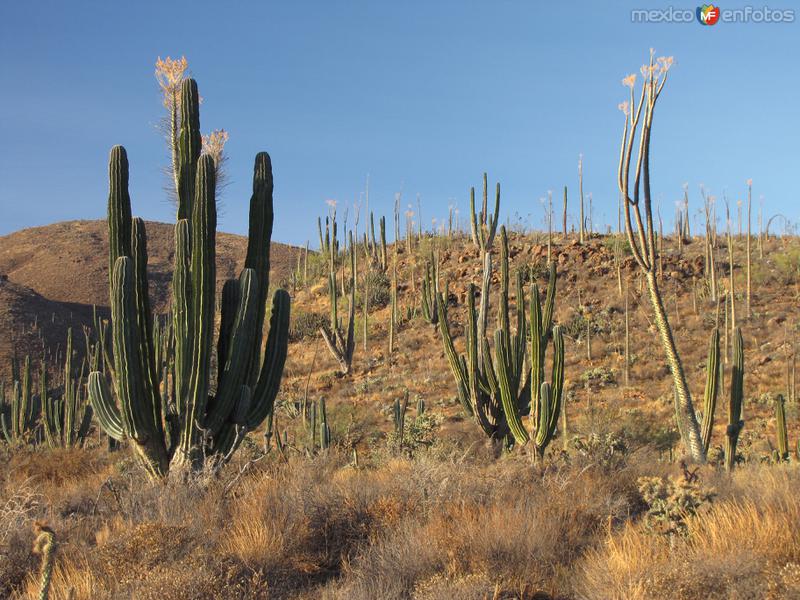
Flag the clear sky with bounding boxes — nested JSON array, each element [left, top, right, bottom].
[[0, 1, 797, 245]]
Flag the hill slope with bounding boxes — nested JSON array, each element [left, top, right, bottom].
[[0, 219, 300, 378]]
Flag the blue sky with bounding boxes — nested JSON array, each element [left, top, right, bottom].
[[0, 1, 797, 245]]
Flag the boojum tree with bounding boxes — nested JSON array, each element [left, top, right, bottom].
[[617, 51, 707, 462]]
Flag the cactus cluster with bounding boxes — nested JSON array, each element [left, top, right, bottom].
[[469, 173, 500, 253], [1, 329, 93, 447], [360, 212, 388, 272], [438, 226, 564, 458], [320, 232, 356, 375], [88, 78, 290, 478], [41, 328, 93, 448], [420, 250, 440, 325]]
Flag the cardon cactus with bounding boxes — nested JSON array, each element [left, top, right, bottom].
[[89, 78, 290, 478], [438, 225, 563, 456], [725, 328, 744, 472]]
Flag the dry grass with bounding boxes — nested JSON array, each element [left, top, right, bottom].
[[1, 440, 799, 599], [577, 465, 800, 600]]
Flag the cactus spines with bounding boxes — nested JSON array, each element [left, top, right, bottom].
[[776, 394, 789, 462], [89, 79, 290, 477], [700, 328, 720, 453], [725, 328, 745, 472], [469, 173, 500, 253]]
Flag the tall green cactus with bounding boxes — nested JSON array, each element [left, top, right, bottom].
[[775, 394, 789, 462], [420, 250, 440, 325], [319, 398, 331, 450], [700, 328, 720, 453], [725, 328, 744, 472], [89, 78, 290, 478], [437, 225, 564, 455], [469, 173, 500, 253], [500, 257, 563, 461]]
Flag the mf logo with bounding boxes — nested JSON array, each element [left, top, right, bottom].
[[697, 4, 721, 25]]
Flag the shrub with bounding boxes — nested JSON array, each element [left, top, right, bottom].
[[289, 310, 328, 342]]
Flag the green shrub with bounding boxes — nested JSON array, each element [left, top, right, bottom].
[[289, 310, 328, 342]]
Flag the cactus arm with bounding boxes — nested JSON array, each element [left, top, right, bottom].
[[111, 257, 151, 441], [132, 218, 164, 441], [87, 372, 124, 442], [172, 219, 191, 419], [176, 79, 201, 220], [20, 356, 32, 435], [1, 412, 11, 444], [498, 227, 510, 336], [244, 152, 274, 385], [63, 330, 75, 446], [530, 283, 543, 430], [469, 186, 479, 248], [776, 394, 789, 460], [40, 360, 56, 448], [216, 279, 240, 387], [110, 257, 169, 476], [107, 146, 132, 291], [546, 325, 565, 437], [496, 329, 529, 444], [700, 328, 720, 453], [181, 155, 217, 462], [725, 328, 744, 471], [486, 180, 500, 248], [534, 382, 552, 459], [247, 288, 291, 428], [435, 292, 472, 415], [542, 262, 557, 338], [206, 268, 259, 434]]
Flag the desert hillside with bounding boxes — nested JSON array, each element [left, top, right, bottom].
[[0, 219, 300, 379]]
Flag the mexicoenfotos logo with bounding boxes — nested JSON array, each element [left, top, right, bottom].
[[697, 4, 721, 25], [631, 5, 795, 23]]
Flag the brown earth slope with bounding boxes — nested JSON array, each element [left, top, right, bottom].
[[0, 219, 299, 378]]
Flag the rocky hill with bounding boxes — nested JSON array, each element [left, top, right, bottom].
[[0, 219, 300, 379]]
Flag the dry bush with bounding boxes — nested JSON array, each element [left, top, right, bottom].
[[577, 465, 800, 600], [2, 440, 799, 600], [328, 454, 647, 599]]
